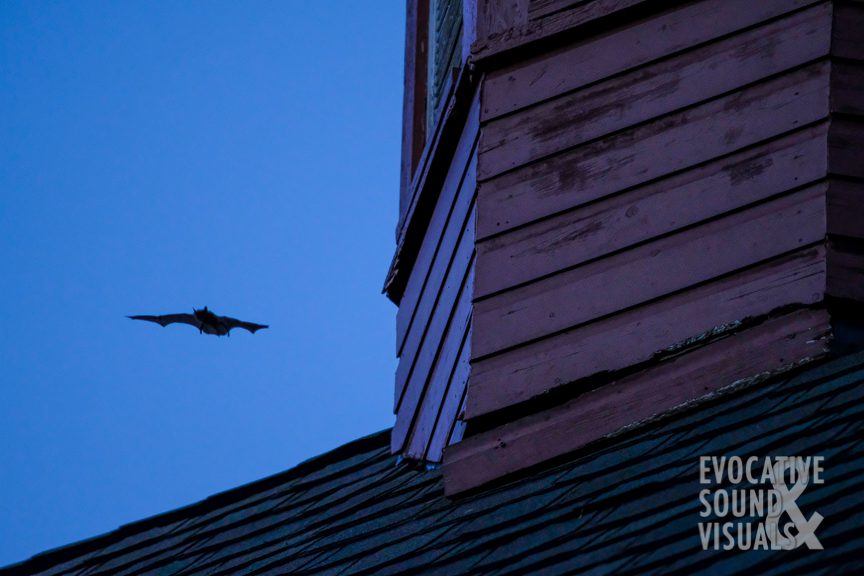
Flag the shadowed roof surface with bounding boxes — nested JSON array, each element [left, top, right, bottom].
[[3, 351, 863, 575]]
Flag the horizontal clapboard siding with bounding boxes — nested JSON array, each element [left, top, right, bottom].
[[469, 246, 828, 417], [393, 91, 478, 459], [476, 123, 829, 298], [479, 3, 831, 181], [481, 0, 820, 120], [474, 184, 827, 358], [475, 0, 661, 63], [468, 0, 834, 419], [451, 307, 832, 491], [528, 0, 592, 20], [477, 59, 831, 237]]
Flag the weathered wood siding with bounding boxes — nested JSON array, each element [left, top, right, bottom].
[[446, 306, 832, 494], [392, 91, 479, 461], [474, 0, 658, 61], [469, 0, 836, 419]]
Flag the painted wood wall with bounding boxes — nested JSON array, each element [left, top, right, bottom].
[[442, 0, 864, 494], [469, 0, 839, 418], [391, 91, 479, 461]]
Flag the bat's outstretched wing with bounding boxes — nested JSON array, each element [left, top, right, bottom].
[[221, 316, 269, 334], [128, 314, 202, 329]]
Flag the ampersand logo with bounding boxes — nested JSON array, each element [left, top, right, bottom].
[[764, 458, 823, 549]]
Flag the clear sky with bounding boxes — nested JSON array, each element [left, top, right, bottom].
[[0, 1, 403, 565]]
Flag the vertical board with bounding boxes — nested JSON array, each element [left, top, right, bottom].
[[400, 0, 429, 218], [393, 145, 478, 458], [396, 101, 478, 361]]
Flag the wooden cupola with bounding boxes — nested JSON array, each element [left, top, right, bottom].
[[385, 0, 864, 495]]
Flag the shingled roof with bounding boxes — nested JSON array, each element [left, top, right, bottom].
[[4, 350, 863, 576]]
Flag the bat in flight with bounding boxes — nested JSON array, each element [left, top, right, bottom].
[[128, 306, 268, 336]]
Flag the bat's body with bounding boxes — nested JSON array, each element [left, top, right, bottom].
[[128, 307, 268, 336]]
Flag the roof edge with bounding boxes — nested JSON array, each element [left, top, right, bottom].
[[1, 429, 392, 574]]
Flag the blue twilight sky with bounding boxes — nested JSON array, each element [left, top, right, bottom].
[[0, 1, 403, 565]]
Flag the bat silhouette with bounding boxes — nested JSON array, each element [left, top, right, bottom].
[[128, 306, 268, 336]]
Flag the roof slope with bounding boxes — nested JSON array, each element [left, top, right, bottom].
[[4, 351, 864, 575]]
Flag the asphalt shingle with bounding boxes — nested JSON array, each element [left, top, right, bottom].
[[4, 351, 863, 576]]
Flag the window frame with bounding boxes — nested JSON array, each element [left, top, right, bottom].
[[388, 0, 476, 303]]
